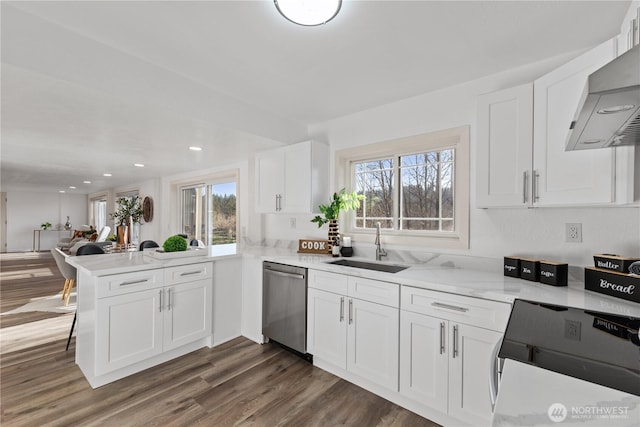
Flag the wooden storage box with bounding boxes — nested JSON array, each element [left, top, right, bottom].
[[503, 257, 521, 278], [520, 258, 540, 282], [593, 254, 640, 274], [539, 261, 568, 286], [584, 267, 640, 303]]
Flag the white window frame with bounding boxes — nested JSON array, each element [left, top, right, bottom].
[[335, 126, 469, 250], [89, 192, 109, 231], [175, 171, 239, 246]]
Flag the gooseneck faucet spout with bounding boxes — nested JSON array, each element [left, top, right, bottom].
[[375, 222, 387, 261]]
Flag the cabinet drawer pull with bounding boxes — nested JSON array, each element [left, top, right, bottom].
[[439, 321, 445, 354], [431, 302, 469, 312], [159, 289, 163, 312], [348, 299, 353, 325], [453, 325, 459, 358], [340, 297, 345, 322], [180, 270, 202, 277], [119, 279, 149, 286]]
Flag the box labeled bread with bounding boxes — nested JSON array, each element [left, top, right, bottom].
[[593, 254, 640, 273], [520, 258, 540, 282], [584, 267, 640, 303], [539, 261, 568, 286], [503, 257, 520, 278]]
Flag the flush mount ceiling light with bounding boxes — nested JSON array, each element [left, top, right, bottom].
[[274, 0, 342, 26], [189, 146, 202, 151]]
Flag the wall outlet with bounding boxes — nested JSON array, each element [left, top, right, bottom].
[[565, 223, 582, 243], [289, 217, 296, 229]]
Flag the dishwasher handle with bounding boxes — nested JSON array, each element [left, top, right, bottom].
[[264, 268, 305, 280]]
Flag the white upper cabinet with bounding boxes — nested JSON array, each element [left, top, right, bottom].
[[476, 83, 533, 207], [533, 38, 617, 206], [477, 38, 634, 208], [255, 140, 329, 213]]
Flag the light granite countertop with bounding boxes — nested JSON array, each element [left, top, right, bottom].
[[67, 243, 640, 317], [243, 246, 640, 318]]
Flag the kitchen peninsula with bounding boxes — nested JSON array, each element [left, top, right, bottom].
[[66, 245, 240, 388]]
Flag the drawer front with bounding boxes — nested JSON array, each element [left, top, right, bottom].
[[96, 269, 164, 299], [165, 262, 213, 285], [348, 277, 399, 308], [401, 286, 510, 332], [308, 269, 348, 295]]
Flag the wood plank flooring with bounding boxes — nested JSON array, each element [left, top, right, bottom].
[[1, 252, 439, 427]]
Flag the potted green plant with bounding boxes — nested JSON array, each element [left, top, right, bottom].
[[311, 189, 363, 253], [163, 235, 188, 252], [110, 196, 143, 245], [40, 221, 52, 230]]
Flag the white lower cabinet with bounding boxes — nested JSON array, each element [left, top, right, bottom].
[[96, 288, 163, 375], [83, 261, 213, 387], [307, 270, 399, 391], [400, 286, 510, 426]]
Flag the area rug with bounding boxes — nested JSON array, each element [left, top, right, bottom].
[[1, 292, 76, 315]]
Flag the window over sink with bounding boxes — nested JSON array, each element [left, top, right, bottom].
[[336, 126, 469, 249]]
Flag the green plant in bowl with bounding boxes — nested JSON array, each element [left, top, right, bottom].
[[163, 235, 187, 252], [41, 222, 52, 230]]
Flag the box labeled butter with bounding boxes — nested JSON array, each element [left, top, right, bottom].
[[593, 254, 640, 273], [539, 261, 568, 286], [503, 257, 520, 278], [520, 258, 540, 282]]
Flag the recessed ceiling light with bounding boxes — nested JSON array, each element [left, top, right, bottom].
[[59, 190, 66, 193], [189, 146, 202, 151], [134, 163, 145, 167], [103, 173, 112, 177], [83, 181, 91, 184], [69, 186, 76, 189]]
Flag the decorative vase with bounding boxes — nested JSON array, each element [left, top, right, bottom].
[[328, 219, 340, 254], [64, 216, 72, 231], [117, 225, 129, 245]]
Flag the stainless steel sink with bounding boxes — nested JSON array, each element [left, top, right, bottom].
[[327, 259, 409, 273]]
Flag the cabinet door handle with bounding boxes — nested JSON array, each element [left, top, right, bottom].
[[439, 321, 445, 354], [180, 270, 202, 277], [533, 170, 540, 202], [522, 171, 528, 204], [119, 279, 149, 287], [340, 297, 344, 322], [159, 289, 163, 312], [348, 299, 353, 325], [431, 302, 469, 312], [167, 288, 172, 310], [453, 325, 459, 358]]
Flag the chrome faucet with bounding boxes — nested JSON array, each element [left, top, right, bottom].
[[375, 222, 387, 261]]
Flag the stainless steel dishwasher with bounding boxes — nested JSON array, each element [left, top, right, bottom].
[[262, 261, 309, 357]]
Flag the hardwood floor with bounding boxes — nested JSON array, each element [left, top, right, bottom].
[[0, 252, 439, 427]]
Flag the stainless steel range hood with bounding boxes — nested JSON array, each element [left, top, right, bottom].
[[565, 45, 640, 150]]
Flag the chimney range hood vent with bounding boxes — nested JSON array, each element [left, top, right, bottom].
[[565, 45, 640, 151]]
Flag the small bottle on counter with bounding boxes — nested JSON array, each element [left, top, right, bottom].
[[332, 235, 341, 257]]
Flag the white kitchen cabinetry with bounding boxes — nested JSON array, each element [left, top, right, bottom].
[[400, 286, 509, 426], [307, 270, 399, 391], [477, 38, 632, 207], [533, 38, 618, 205], [255, 140, 328, 213], [476, 83, 533, 208], [82, 261, 213, 387]]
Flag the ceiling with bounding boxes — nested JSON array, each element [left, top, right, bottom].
[[1, 0, 630, 194]]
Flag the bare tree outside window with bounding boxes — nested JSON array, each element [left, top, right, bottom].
[[352, 148, 455, 232]]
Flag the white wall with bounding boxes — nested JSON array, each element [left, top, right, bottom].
[[296, 50, 640, 267], [6, 191, 87, 252]]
